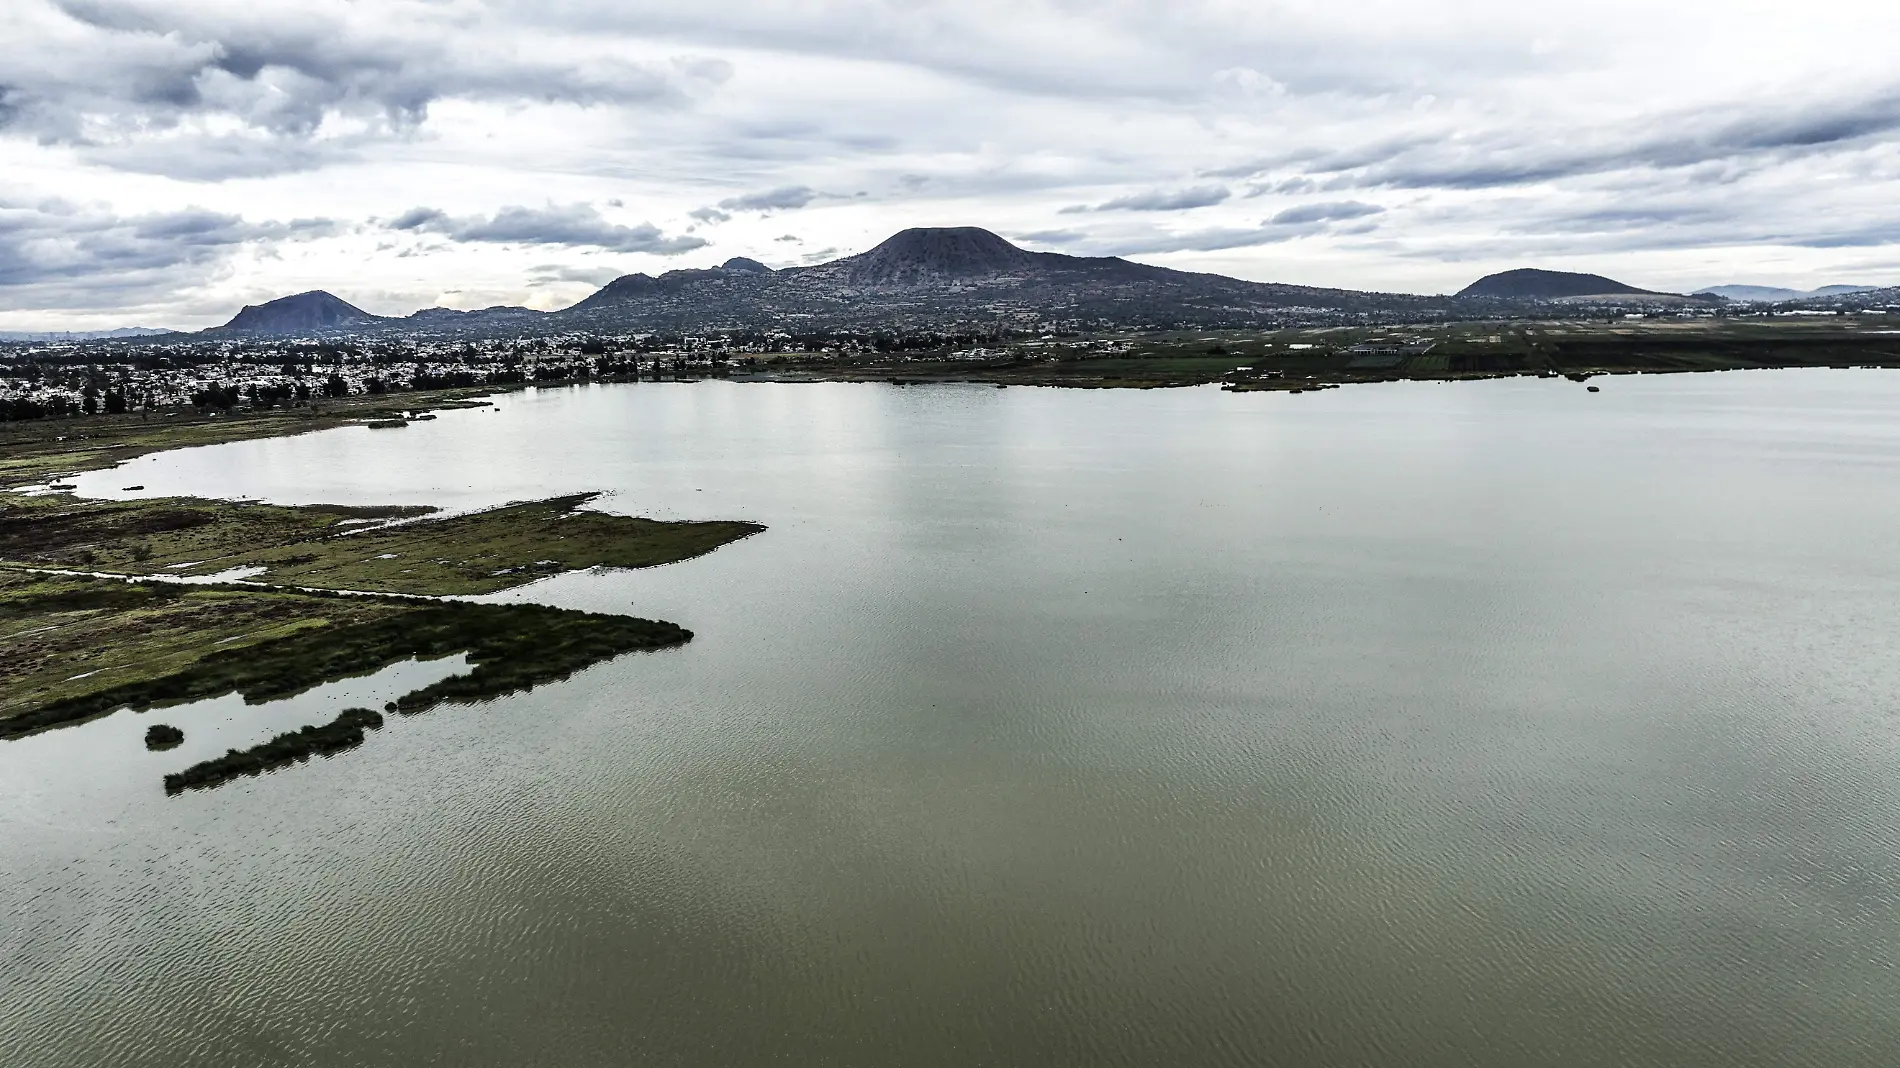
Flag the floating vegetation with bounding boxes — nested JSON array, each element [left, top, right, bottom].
[[144, 723, 184, 750], [164, 708, 384, 794]]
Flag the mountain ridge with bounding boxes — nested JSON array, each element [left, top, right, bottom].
[[222, 291, 386, 335], [205, 230, 1746, 337], [1694, 284, 1880, 302]]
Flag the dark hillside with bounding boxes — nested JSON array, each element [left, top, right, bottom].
[[220, 291, 385, 335], [1459, 269, 1661, 299]]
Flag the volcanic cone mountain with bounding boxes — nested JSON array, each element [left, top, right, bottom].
[[553, 227, 1439, 332], [1457, 269, 1663, 300], [211, 227, 1601, 338], [220, 291, 386, 335], [825, 227, 1044, 286]]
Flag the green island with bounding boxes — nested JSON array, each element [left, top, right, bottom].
[[0, 390, 762, 792], [144, 723, 184, 750]]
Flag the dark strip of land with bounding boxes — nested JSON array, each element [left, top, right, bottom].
[[730, 318, 1900, 391], [0, 570, 693, 741], [165, 708, 386, 794], [0, 385, 505, 488]]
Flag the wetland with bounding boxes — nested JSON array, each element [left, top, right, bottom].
[[1, 387, 760, 790], [5, 376, 1900, 1067]]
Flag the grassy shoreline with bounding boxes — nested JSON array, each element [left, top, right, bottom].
[[0, 571, 695, 740], [0, 491, 762, 596], [0, 395, 759, 793], [728, 318, 1900, 391]]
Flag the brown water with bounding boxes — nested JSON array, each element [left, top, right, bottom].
[[7, 373, 1900, 1066]]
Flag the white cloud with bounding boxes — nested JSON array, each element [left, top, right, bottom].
[[3, 0, 1900, 325], [0, 198, 336, 311], [1063, 186, 1231, 213], [387, 203, 706, 254]]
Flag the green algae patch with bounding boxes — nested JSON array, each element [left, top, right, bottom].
[[0, 493, 431, 575], [0, 571, 409, 732], [240, 494, 764, 596], [0, 492, 761, 596]]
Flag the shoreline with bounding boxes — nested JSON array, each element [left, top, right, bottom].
[[0, 395, 760, 793]]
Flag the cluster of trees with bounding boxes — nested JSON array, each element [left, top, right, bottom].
[[188, 379, 334, 411], [0, 395, 79, 421], [1, 339, 767, 423], [0, 385, 138, 421]]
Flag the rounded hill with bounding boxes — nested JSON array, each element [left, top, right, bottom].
[[1458, 269, 1661, 300], [833, 227, 1042, 286], [221, 291, 383, 335]]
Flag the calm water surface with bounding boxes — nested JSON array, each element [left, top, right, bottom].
[[7, 373, 1900, 1066]]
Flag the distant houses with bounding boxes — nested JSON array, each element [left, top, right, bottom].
[[1346, 337, 1436, 357], [1344, 337, 1436, 369]]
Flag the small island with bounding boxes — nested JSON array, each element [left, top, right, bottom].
[[144, 723, 184, 750]]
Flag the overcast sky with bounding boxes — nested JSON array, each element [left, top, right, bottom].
[[4, 0, 1899, 329]]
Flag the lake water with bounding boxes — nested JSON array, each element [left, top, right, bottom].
[[7, 373, 1900, 1066]]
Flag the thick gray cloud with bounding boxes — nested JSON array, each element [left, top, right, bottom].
[[0, 199, 334, 309], [1019, 201, 1389, 258], [388, 204, 707, 254], [689, 186, 821, 225], [527, 263, 624, 286], [1013, 229, 1086, 247], [1267, 201, 1383, 226], [718, 185, 819, 212], [1106, 211, 1384, 255], [1062, 186, 1230, 213], [1221, 90, 1900, 196], [5, 0, 1900, 323], [0, 0, 728, 177]]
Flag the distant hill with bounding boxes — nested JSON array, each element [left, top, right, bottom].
[[828, 226, 1043, 286], [1695, 284, 1880, 302], [1696, 285, 1802, 302], [219, 291, 384, 335], [0, 327, 172, 342], [209, 229, 1752, 339], [557, 227, 1434, 332], [1458, 269, 1662, 300], [406, 306, 546, 324]]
